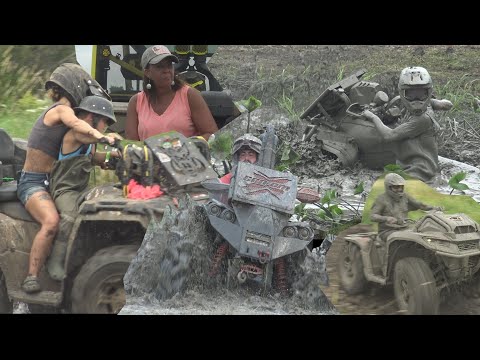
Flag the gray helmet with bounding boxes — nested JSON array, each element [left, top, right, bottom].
[[232, 134, 262, 165], [398, 66, 433, 115], [74, 96, 116, 127], [45, 63, 111, 107], [384, 173, 405, 201]]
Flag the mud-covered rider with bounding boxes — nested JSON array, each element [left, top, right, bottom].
[[46, 96, 119, 280], [363, 67, 442, 183], [370, 173, 442, 241]]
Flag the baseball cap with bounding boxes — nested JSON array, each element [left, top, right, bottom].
[[141, 45, 179, 69]]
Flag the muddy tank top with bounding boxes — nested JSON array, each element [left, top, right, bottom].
[[136, 86, 197, 140], [27, 103, 69, 159]]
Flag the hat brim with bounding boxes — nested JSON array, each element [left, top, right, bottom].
[[146, 54, 179, 68]]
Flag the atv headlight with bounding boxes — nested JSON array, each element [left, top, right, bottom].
[[221, 209, 236, 223], [298, 227, 313, 241], [283, 226, 297, 238], [209, 203, 222, 216]]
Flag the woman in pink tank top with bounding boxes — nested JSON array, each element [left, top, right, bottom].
[[125, 45, 218, 141]]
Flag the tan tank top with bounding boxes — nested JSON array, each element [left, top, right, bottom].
[[136, 86, 198, 140]]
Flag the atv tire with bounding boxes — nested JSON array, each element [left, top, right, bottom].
[[70, 245, 138, 314], [338, 243, 367, 295], [393, 257, 439, 315], [0, 271, 13, 313]]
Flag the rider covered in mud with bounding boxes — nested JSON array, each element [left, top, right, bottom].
[[219, 133, 319, 203], [46, 96, 119, 280], [370, 173, 442, 241], [363, 67, 444, 183]]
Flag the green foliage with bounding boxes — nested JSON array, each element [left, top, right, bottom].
[[239, 95, 262, 113], [0, 46, 47, 116], [354, 181, 364, 195], [435, 75, 480, 112], [275, 144, 300, 171], [448, 171, 470, 194], [383, 164, 410, 179], [209, 132, 234, 160], [0, 45, 76, 74], [336, 65, 345, 81], [274, 90, 300, 120], [316, 189, 344, 222]]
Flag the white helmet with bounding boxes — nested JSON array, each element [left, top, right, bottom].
[[384, 173, 406, 201], [398, 66, 433, 115]]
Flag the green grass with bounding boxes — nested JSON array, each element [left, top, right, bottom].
[[0, 104, 47, 139], [362, 177, 480, 229]]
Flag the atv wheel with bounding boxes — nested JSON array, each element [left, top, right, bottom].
[[0, 271, 13, 313], [338, 243, 367, 295], [393, 257, 439, 315], [70, 245, 138, 314]]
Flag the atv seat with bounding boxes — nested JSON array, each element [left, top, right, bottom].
[[0, 198, 34, 222], [0, 128, 26, 179], [0, 181, 19, 202]]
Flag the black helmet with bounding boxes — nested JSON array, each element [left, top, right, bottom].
[[74, 96, 116, 126], [45, 63, 110, 107]]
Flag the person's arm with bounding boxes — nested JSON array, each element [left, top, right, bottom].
[[187, 87, 219, 141], [363, 110, 430, 142], [406, 194, 442, 212], [45, 104, 114, 144], [431, 98, 453, 111], [125, 94, 140, 140], [93, 149, 120, 167], [370, 197, 398, 224]]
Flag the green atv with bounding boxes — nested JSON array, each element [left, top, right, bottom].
[[338, 211, 480, 314], [0, 128, 215, 313]]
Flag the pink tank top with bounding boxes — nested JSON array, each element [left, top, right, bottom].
[[136, 86, 197, 140]]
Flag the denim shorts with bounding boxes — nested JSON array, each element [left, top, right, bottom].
[[17, 170, 50, 205]]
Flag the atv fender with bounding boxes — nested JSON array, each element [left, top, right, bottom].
[[344, 233, 386, 284]]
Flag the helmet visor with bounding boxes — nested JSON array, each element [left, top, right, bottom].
[[404, 88, 429, 102]]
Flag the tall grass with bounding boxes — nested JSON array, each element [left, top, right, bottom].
[[0, 46, 49, 139]]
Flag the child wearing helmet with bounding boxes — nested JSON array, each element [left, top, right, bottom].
[[371, 173, 442, 241], [18, 64, 117, 293], [363, 67, 443, 183], [45, 96, 120, 281]]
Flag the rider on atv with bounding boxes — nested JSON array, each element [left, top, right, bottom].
[[370, 173, 443, 241]]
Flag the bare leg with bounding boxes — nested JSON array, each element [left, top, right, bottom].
[[25, 191, 60, 280]]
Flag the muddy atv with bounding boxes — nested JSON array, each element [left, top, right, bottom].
[[130, 126, 336, 312], [0, 128, 216, 314], [300, 69, 403, 169], [338, 212, 480, 314]]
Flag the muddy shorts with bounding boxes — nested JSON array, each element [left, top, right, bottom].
[[17, 170, 50, 205]]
